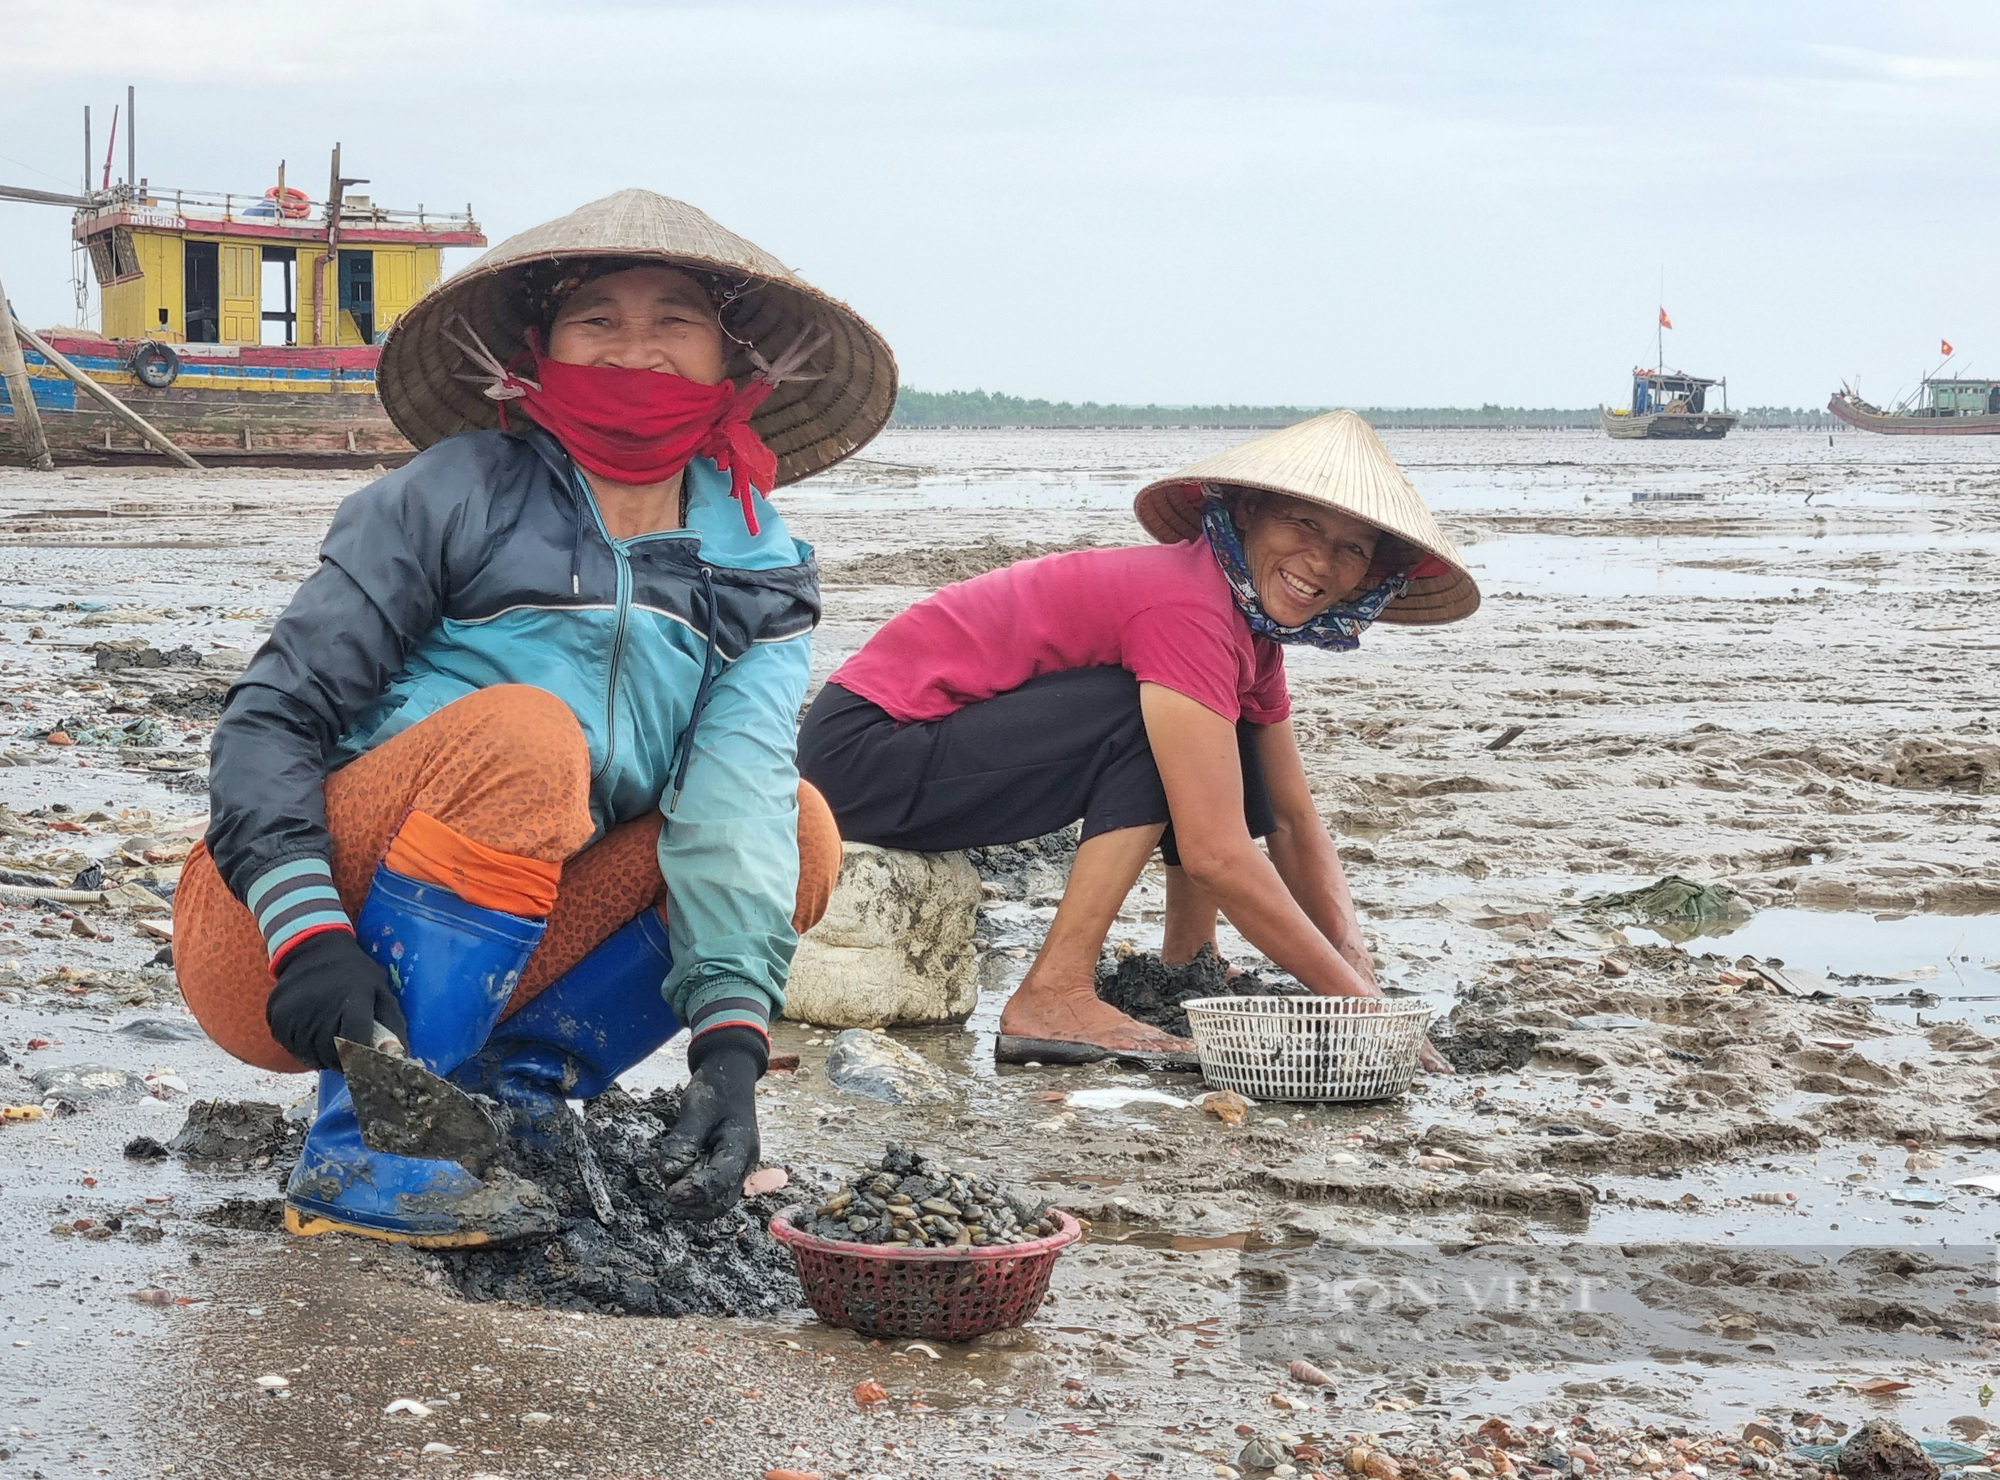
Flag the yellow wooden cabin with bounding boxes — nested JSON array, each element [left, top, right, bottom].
[[78, 188, 484, 348]]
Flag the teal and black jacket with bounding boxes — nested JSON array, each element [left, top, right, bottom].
[[207, 425, 818, 1044]]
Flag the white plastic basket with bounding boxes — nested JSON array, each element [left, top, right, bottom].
[[1183, 995, 1432, 1102]]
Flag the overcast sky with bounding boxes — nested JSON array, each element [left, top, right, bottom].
[[3, 1, 1996, 408]]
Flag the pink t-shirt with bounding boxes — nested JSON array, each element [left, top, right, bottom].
[[830, 538, 1291, 726]]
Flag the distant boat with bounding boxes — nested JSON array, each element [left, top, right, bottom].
[[1600, 367, 1737, 440], [1828, 377, 2000, 435]]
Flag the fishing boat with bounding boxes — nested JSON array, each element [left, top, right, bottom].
[[1, 126, 483, 465], [1598, 304, 1737, 440], [1599, 368, 1737, 440], [1827, 377, 2000, 435]]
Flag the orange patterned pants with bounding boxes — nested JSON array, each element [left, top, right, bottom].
[[176, 685, 840, 1073]]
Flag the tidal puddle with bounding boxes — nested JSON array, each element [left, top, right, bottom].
[[1632, 908, 2000, 1025]]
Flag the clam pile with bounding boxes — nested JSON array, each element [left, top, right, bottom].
[[806, 1143, 1060, 1249]]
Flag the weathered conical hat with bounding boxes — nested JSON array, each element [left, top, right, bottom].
[[1132, 410, 1479, 625], [378, 189, 898, 486]]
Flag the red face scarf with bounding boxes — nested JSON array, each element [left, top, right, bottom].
[[500, 348, 779, 536]]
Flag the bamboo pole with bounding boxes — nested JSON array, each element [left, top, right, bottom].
[[0, 278, 54, 470], [11, 322, 203, 469]]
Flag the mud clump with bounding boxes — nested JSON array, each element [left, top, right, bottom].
[[804, 1143, 1057, 1248], [91, 641, 203, 673], [1095, 943, 1303, 1038], [1434, 1022, 1542, 1074], [198, 1197, 286, 1232], [1837, 1421, 1939, 1480], [152, 680, 231, 719], [435, 1087, 802, 1318], [167, 1100, 301, 1170]]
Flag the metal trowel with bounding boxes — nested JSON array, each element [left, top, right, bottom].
[[335, 1026, 505, 1177]]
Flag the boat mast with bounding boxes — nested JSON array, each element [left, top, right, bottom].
[[1656, 266, 1664, 372]]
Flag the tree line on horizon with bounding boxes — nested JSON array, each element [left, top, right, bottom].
[[888, 387, 1837, 429]]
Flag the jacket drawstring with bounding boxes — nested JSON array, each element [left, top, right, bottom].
[[569, 495, 584, 596], [664, 566, 720, 833]]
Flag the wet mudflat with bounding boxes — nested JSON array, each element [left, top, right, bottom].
[[2, 430, 1998, 1479]]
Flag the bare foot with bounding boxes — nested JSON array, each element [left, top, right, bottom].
[[1000, 980, 1192, 1054]]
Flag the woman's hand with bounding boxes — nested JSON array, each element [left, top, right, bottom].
[[265, 929, 409, 1072], [653, 1027, 763, 1221]]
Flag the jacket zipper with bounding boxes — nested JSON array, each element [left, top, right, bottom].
[[594, 542, 633, 785], [560, 452, 705, 789]]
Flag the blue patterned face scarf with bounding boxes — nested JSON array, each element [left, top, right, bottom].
[[1201, 496, 1409, 652]]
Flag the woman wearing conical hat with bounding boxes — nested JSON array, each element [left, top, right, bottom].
[[172, 190, 895, 1244], [800, 411, 1474, 1070]]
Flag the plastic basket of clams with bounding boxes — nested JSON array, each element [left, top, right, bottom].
[[770, 1144, 1080, 1341], [1183, 993, 1433, 1101]]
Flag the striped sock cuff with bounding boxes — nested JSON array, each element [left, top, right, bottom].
[[685, 992, 772, 1042], [246, 857, 352, 966]]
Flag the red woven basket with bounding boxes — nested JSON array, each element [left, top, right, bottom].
[[770, 1207, 1081, 1341]]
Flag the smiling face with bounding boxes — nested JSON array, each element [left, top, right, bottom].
[[1235, 490, 1384, 625], [544, 265, 728, 385]]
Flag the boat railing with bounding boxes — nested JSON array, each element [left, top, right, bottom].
[[78, 182, 477, 231]]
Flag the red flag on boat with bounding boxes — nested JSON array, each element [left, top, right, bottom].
[[1941, 339, 1954, 357], [1658, 308, 1673, 330]]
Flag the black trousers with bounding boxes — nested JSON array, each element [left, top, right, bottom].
[[797, 667, 1274, 864]]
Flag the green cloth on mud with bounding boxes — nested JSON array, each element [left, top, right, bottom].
[[1790, 1441, 1986, 1466], [1581, 875, 1752, 922]]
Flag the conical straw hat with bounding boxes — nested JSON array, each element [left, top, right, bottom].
[[378, 189, 898, 486], [1132, 410, 1479, 625]]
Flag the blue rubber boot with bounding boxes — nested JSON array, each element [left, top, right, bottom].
[[284, 866, 561, 1247], [452, 906, 680, 1147]]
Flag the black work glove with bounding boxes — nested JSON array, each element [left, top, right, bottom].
[[654, 1026, 765, 1222], [265, 929, 409, 1073]]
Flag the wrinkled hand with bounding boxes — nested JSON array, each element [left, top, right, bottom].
[[265, 929, 408, 1072], [654, 1028, 764, 1221], [1338, 943, 1381, 993]]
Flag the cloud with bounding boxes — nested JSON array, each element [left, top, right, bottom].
[[1, 1, 1997, 405], [1805, 43, 1999, 83]]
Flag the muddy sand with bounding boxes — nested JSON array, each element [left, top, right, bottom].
[[1, 429, 1997, 1478]]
